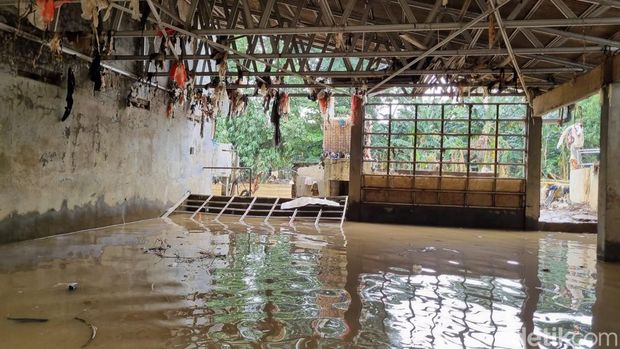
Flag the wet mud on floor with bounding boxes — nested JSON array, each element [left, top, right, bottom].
[[1, 216, 619, 348]]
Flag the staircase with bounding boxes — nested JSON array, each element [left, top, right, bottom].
[[168, 194, 348, 227]]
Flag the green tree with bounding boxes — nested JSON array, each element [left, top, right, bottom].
[[215, 91, 349, 175]]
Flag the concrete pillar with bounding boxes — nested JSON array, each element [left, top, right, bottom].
[[347, 102, 364, 220], [525, 108, 542, 230], [598, 83, 620, 262], [592, 263, 620, 348]]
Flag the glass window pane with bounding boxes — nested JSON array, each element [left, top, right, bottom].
[[499, 121, 526, 135], [391, 121, 416, 134], [443, 136, 468, 149], [498, 165, 525, 178], [391, 134, 415, 149], [390, 162, 414, 175], [418, 105, 442, 119], [471, 120, 496, 135], [499, 104, 527, 120], [498, 135, 525, 150], [444, 105, 469, 120], [417, 135, 441, 148], [364, 134, 388, 147], [443, 120, 468, 134], [392, 105, 415, 119], [498, 150, 525, 165], [443, 149, 468, 165], [471, 104, 497, 120], [470, 135, 496, 149]]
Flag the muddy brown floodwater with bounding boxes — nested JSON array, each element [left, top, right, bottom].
[[1, 215, 620, 348]]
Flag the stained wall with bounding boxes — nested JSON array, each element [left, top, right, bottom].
[[0, 46, 214, 243]]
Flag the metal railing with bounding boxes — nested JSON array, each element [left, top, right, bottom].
[[203, 166, 253, 196], [173, 194, 349, 227]]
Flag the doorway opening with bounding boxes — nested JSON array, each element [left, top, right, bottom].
[[539, 94, 601, 231]]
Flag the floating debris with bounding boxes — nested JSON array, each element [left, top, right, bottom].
[[74, 317, 97, 348], [7, 317, 48, 323]]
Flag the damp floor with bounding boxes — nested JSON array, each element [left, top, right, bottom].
[[1, 215, 620, 348]]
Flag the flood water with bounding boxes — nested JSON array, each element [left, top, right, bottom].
[[1, 216, 619, 348]]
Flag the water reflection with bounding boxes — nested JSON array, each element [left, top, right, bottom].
[[0, 218, 617, 349], [534, 237, 598, 348]]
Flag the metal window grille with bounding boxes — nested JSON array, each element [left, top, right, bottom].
[[361, 102, 528, 208]]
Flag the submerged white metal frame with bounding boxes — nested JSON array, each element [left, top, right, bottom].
[[170, 194, 348, 226], [190, 194, 213, 219], [240, 196, 257, 222], [215, 196, 236, 221], [162, 191, 191, 218], [265, 198, 280, 223]]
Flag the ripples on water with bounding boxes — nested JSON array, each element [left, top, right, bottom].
[[0, 218, 606, 348]]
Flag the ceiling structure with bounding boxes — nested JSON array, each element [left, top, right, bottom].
[[1, 0, 620, 99]]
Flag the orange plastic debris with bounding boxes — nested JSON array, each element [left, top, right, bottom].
[[169, 62, 187, 87], [37, 0, 55, 25]]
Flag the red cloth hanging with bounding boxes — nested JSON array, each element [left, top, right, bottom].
[[318, 95, 329, 115], [350, 94, 362, 125], [157, 28, 176, 37], [37, 0, 55, 25], [169, 62, 187, 87]]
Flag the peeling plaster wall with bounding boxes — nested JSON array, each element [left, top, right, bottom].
[[0, 64, 214, 243]]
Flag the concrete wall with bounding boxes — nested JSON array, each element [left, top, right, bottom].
[[324, 159, 350, 181], [569, 166, 599, 211], [0, 60, 214, 243], [295, 165, 327, 197]]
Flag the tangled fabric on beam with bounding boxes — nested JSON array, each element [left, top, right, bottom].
[[278, 92, 290, 119], [228, 89, 248, 117], [317, 90, 334, 120], [62, 67, 75, 122], [219, 87, 229, 117], [271, 91, 282, 146], [49, 33, 62, 57], [318, 90, 329, 116], [80, 0, 112, 29], [89, 51, 103, 92]]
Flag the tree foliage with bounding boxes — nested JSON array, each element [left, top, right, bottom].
[[215, 93, 350, 174]]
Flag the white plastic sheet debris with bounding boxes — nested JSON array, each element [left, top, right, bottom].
[[281, 197, 340, 210]]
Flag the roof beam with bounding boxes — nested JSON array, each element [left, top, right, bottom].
[[490, 0, 532, 104], [575, 0, 620, 9], [111, 17, 620, 36], [150, 67, 581, 77], [367, 0, 512, 95], [103, 46, 606, 60], [549, 0, 578, 18], [532, 55, 620, 115], [532, 27, 620, 48], [397, 0, 417, 23], [197, 81, 554, 89]]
